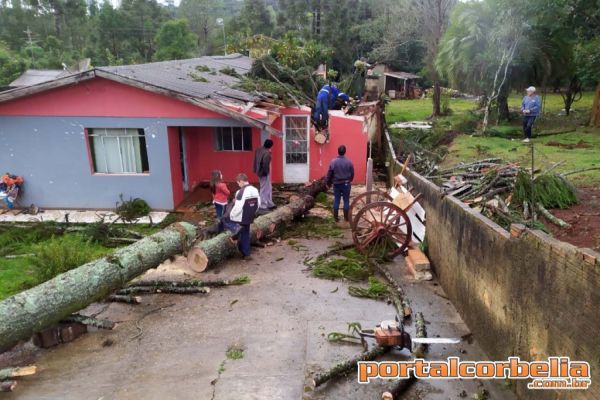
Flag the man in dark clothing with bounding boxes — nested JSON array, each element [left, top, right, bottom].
[[253, 139, 276, 211], [327, 145, 354, 222]]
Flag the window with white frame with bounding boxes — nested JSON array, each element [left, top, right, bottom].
[[214, 127, 253, 151], [88, 128, 150, 174], [284, 116, 308, 164]]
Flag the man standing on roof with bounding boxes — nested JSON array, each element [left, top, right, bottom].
[[521, 86, 541, 143], [253, 138, 276, 211], [327, 145, 354, 223], [313, 83, 339, 130]]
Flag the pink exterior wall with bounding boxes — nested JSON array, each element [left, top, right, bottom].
[[183, 126, 262, 191], [0, 77, 225, 118], [167, 126, 185, 207], [311, 114, 367, 184]]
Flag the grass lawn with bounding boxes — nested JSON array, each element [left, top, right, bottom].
[[386, 91, 599, 187], [0, 223, 162, 300]]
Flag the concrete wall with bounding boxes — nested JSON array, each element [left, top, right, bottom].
[[405, 170, 600, 399], [0, 116, 242, 210]]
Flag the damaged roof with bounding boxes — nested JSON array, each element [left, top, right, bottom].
[[97, 54, 257, 104]]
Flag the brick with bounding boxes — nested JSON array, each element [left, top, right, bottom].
[[404, 256, 432, 281], [32, 322, 88, 349], [580, 248, 598, 265], [59, 322, 88, 343], [406, 247, 430, 272], [510, 224, 526, 238], [33, 327, 61, 348]]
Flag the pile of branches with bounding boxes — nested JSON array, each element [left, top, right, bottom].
[[428, 159, 578, 230]]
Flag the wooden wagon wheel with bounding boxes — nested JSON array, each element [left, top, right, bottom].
[[351, 201, 412, 258], [349, 191, 393, 230]]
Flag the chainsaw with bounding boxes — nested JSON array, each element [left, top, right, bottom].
[[358, 315, 460, 352]]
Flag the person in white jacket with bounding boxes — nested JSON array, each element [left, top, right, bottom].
[[223, 173, 260, 259]]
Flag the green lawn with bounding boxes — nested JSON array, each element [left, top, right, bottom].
[[386, 92, 600, 187], [441, 128, 600, 186], [0, 223, 162, 300]]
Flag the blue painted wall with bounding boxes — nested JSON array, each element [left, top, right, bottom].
[[0, 116, 245, 210]]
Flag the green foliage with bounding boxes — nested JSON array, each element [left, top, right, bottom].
[[348, 277, 389, 299], [513, 170, 578, 209], [231, 275, 250, 285], [30, 235, 101, 282], [154, 19, 197, 61], [115, 195, 151, 223], [281, 216, 343, 239], [219, 66, 241, 78], [308, 248, 370, 282], [226, 344, 245, 360], [188, 72, 208, 82], [0, 42, 26, 86]]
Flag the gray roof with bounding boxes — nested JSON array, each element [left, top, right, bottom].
[[384, 71, 421, 80], [9, 69, 70, 87], [97, 54, 257, 104]]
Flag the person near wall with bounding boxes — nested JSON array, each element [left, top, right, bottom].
[[253, 139, 276, 211], [327, 145, 354, 222], [521, 86, 541, 143], [0, 173, 24, 210], [210, 170, 230, 220], [313, 83, 339, 130], [222, 173, 260, 259]]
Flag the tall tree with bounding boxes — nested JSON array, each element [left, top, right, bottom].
[[178, 0, 223, 55], [154, 19, 197, 60]]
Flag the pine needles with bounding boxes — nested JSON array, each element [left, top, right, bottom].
[[348, 277, 389, 299], [514, 170, 578, 209], [307, 248, 370, 282]]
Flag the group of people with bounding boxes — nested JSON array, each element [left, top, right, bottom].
[[210, 140, 355, 259]]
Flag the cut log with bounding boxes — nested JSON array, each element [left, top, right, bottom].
[[0, 222, 197, 353], [0, 366, 37, 381], [0, 381, 17, 392], [188, 178, 328, 272], [117, 286, 210, 295], [61, 314, 115, 330], [537, 203, 571, 228], [107, 294, 142, 304], [313, 345, 388, 387]]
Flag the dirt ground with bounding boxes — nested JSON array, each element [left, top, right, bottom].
[[546, 187, 600, 251], [0, 217, 516, 400]]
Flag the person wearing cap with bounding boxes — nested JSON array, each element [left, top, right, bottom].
[[313, 83, 340, 129], [521, 86, 541, 143]]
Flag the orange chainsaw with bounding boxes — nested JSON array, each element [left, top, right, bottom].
[[359, 316, 460, 351]]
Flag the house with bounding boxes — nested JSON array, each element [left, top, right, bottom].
[[0, 54, 368, 211], [371, 64, 421, 100]]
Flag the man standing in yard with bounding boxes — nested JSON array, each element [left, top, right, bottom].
[[225, 173, 260, 260], [253, 138, 276, 211], [521, 86, 541, 143], [327, 145, 354, 223]]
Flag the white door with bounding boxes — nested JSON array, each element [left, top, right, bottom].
[[283, 115, 310, 183]]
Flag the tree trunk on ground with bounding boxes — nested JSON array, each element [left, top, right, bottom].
[[106, 294, 141, 304], [188, 178, 328, 272], [313, 345, 388, 387], [413, 312, 428, 357], [370, 261, 412, 319], [432, 82, 441, 117], [0, 223, 197, 353], [591, 84, 600, 127], [128, 277, 249, 288], [117, 286, 210, 295]]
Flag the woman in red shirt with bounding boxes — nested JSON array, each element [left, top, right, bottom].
[[210, 170, 230, 220]]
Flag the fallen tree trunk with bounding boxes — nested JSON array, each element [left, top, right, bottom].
[[370, 261, 412, 319], [128, 276, 250, 288], [313, 345, 388, 388], [537, 203, 571, 228], [61, 314, 115, 330], [0, 222, 196, 353], [413, 312, 427, 358], [0, 366, 37, 381], [188, 178, 328, 272]]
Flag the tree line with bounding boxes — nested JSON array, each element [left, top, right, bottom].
[[0, 0, 598, 124]]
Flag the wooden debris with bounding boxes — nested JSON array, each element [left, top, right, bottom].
[[0, 381, 17, 392], [117, 286, 210, 295], [61, 314, 115, 330], [405, 247, 432, 281], [537, 203, 571, 228], [313, 345, 388, 387], [0, 222, 197, 353], [128, 276, 250, 288], [413, 312, 427, 357], [0, 366, 37, 381], [107, 294, 142, 304]]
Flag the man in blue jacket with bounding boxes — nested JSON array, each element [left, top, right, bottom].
[[521, 86, 541, 143], [327, 145, 354, 222], [313, 84, 339, 130]]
